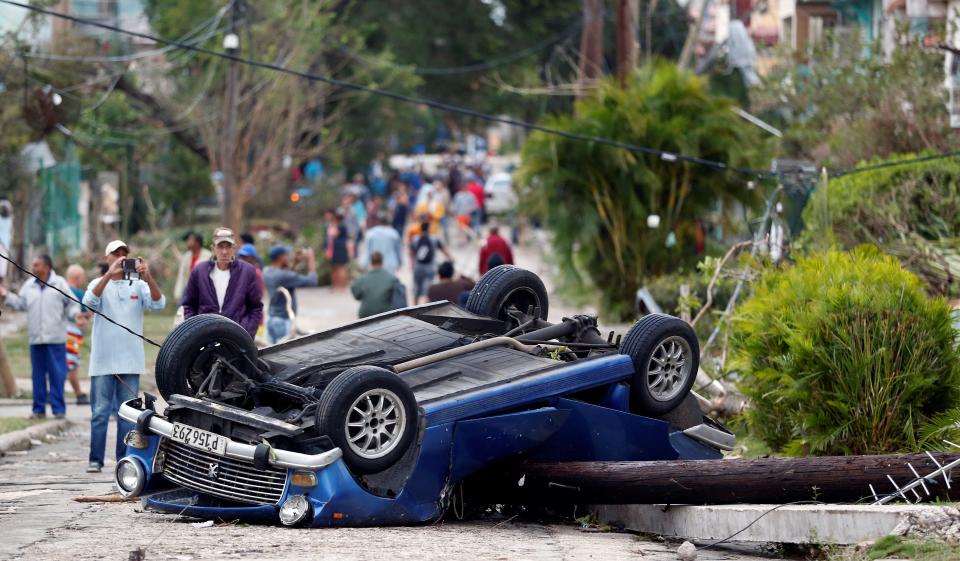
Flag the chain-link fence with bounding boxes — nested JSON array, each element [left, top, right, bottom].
[[28, 142, 82, 259]]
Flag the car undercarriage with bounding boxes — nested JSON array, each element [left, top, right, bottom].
[[115, 266, 733, 526]]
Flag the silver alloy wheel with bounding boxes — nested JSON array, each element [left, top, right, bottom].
[[645, 335, 693, 402], [344, 388, 407, 460]]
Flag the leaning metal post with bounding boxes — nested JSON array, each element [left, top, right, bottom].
[[699, 184, 784, 359]]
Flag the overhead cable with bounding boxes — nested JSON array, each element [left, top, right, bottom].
[[341, 19, 582, 75], [0, 0, 775, 179]]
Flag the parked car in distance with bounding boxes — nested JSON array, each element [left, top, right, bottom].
[[484, 172, 516, 215]]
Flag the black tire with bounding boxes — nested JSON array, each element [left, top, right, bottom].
[[155, 314, 260, 400], [620, 313, 699, 416], [464, 265, 549, 323], [315, 366, 418, 474]]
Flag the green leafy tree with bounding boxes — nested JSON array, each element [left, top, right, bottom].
[[733, 246, 960, 456], [518, 64, 769, 319], [753, 29, 957, 168], [143, 0, 421, 230], [350, 0, 581, 119]]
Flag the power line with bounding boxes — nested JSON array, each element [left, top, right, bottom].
[[830, 150, 960, 178], [341, 19, 583, 76], [7, 0, 956, 182], [0, 250, 162, 347], [19, 2, 230, 64], [0, 0, 775, 179]]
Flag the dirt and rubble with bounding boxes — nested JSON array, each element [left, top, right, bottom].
[[0, 426, 776, 561], [892, 506, 960, 544]]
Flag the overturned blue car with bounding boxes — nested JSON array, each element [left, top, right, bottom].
[[116, 265, 733, 527]]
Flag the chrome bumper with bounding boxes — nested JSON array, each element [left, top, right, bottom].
[[119, 399, 342, 470], [682, 422, 736, 451]]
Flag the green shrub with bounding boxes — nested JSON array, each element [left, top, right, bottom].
[[802, 152, 960, 296], [732, 246, 960, 456]]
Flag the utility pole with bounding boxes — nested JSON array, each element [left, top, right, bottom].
[[577, 0, 604, 98], [220, 0, 241, 231], [679, 0, 711, 69], [615, 0, 638, 87], [644, 0, 660, 63]]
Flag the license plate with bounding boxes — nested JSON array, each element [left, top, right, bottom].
[[170, 423, 227, 456]]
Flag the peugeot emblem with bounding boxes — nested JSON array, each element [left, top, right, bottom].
[[207, 462, 220, 480]]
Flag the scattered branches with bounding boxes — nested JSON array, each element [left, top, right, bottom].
[[690, 240, 752, 327]]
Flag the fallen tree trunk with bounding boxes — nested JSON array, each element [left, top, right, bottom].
[[472, 454, 960, 505]]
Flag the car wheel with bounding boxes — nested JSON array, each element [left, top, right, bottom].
[[155, 314, 260, 400], [464, 265, 549, 324], [620, 314, 699, 416], [315, 366, 418, 474]]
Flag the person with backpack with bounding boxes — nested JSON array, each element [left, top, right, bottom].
[[410, 219, 452, 304], [350, 251, 407, 318]]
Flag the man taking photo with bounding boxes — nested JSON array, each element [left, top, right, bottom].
[[82, 240, 165, 473], [181, 227, 263, 337]]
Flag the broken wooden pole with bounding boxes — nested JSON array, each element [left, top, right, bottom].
[[471, 453, 960, 505]]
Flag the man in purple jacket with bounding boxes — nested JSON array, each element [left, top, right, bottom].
[[181, 227, 263, 337]]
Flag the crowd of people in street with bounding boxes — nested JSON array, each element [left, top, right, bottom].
[[342, 162, 515, 315], [0, 159, 520, 476]]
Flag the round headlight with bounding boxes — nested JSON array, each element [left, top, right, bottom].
[[115, 458, 146, 497], [278, 495, 310, 527]]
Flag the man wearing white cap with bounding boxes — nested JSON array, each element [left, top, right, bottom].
[[82, 240, 165, 473]]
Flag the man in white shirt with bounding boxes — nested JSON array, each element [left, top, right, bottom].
[[82, 240, 165, 472], [181, 227, 263, 336]]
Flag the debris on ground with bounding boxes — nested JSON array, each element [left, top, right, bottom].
[[677, 540, 697, 560], [891, 506, 960, 543], [191, 520, 215, 528], [73, 494, 140, 503]]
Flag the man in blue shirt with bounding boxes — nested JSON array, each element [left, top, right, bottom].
[[82, 240, 166, 473], [362, 212, 403, 274]]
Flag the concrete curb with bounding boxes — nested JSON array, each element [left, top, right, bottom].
[[595, 503, 949, 545], [0, 419, 72, 455]]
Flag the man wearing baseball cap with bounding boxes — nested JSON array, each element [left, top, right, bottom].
[[263, 244, 318, 343], [82, 240, 165, 473], [181, 227, 262, 337]]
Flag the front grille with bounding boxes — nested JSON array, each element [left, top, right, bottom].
[[158, 439, 288, 506]]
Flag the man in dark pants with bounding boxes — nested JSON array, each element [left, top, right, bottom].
[[181, 227, 263, 337], [0, 255, 81, 418]]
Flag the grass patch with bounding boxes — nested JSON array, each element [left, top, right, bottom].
[[3, 312, 174, 382], [866, 536, 960, 561], [827, 536, 960, 561], [0, 417, 43, 434]]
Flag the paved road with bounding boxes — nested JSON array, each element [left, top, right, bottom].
[[0, 428, 772, 560], [292, 228, 629, 336], [0, 231, 774, 560]]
